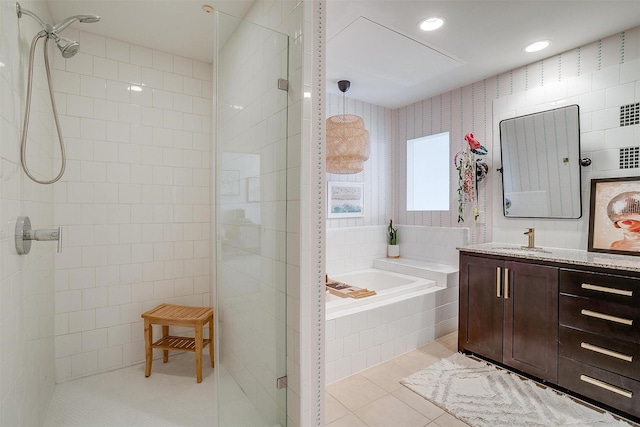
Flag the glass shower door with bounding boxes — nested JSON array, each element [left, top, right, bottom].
[[214, 11, 288, 427]]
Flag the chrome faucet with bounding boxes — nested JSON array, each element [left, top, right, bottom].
[[523, 228, 535, 249]]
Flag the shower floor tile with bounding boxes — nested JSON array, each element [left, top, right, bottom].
[[43, 351, 216, 427]]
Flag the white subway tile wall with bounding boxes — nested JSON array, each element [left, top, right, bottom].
[[326, 226, 387, 274], [492, 55, 640, 249], [52, 30, 212, 382], [326, 225, 468, 275], [1, 2, 57, 426]]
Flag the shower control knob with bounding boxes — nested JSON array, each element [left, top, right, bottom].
[[15, 216, 63, 255]]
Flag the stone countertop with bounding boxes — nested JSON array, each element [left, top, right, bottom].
[[458, 242, 640, 273]]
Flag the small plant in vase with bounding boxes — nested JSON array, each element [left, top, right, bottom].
[[387, 219, 399, 258]]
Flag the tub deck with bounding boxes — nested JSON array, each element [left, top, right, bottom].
[[326, 268, 437, 320]]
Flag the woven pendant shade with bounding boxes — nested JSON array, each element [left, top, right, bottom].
[[326, 113, 370, 176]]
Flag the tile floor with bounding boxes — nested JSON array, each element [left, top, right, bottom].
[[42, 331, 637, 427], [326, 332, 469, 427], [325, 332, 639, 427], [43, 351, 218, 427], [43, 347, 280, 427]]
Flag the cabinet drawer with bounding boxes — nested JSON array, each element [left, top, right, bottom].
[[559, 294, 640, 344], [560, 269, 640, 306], [559, 326, 640, 380], [558, 357, 640, 419]]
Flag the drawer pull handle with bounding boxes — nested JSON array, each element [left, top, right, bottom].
[[581, 283, 633, 297], [581, 309, 633, 326], [580, 375, 633, 399], [496, 267, 501, 298], [580, 342, 633, 362]]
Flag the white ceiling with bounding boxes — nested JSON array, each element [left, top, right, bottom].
[[46, 1, 640, 109]]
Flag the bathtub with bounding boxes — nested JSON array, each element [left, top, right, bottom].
[[326, 268, 436, 320], [324, 267, 459, 384]]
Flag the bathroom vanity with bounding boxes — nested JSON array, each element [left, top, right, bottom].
[[458, 243, 640, 421]]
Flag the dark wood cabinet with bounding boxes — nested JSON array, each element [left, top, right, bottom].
[[459, 249, 640, 420], [558, 268, 640, 419], [459, 253, 558, 383], [458, 255, 504, 361]]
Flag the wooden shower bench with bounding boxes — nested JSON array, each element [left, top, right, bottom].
[[141, 304, 214, 383]]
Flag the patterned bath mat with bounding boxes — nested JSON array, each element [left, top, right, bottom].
[[401, 353, 632, 426]]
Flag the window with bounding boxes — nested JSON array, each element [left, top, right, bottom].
[[406, 132, 450, 211]]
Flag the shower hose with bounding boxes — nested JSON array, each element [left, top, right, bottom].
[[20, 31, 67, 184]]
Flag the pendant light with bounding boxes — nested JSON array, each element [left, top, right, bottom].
[[326, 80, 370, 174]]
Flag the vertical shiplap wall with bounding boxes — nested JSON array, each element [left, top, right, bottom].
[[395, 83, 495, 245], [396, 26, 640, 246], [51, 30, 213, 382], [0, 1, 57, 425], [326, 92, 393, 228]]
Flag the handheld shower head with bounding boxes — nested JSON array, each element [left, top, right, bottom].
[[54, 14, 101, 33], [17, 2, 100, 59]]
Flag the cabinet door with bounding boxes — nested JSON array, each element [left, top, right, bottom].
[[459, 254, 504, 362], [503, 261, 558, 382]]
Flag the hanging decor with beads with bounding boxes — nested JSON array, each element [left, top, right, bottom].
[[455, 133, 489, 223]]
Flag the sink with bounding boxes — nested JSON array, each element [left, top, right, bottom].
[[491, 246, 553, 255]]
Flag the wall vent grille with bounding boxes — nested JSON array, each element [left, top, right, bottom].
[[619, 147, 640, 169], [620, 103, 640, 127]]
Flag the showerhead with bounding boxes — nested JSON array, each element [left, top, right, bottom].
[[79, 15, 101, 23], [54, 14, 101, 32], [52, 34, 80, 58], [16, 3, 100, 59]]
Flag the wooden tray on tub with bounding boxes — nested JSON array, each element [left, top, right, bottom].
[[326, 277, 376, 299]]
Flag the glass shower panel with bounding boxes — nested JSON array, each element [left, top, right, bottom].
[[214, 11, 288, 427]]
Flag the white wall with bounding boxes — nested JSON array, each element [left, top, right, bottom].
[[326, 93, 394, 228], [51, 30, 213, 381], [491, 47, 640, 249], [395, 26, 640, 250], [0, 1, 57, 425]]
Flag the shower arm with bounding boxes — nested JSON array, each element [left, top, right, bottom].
[[16, 3, 100, 35], [16, 3, 53, 33]]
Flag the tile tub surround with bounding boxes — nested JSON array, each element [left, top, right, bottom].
[[325, 283, 458, 385], [396, 225, 469, 266], [459, 242, 640, 273], [373, 258, 458, 288], [325, 225, 463, 385], [326, 225, 468, 274]]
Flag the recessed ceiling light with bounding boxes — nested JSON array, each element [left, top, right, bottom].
[[418, 17, 445, 32], [524, 40, 551, 53], [202, 5, 214, 14]]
